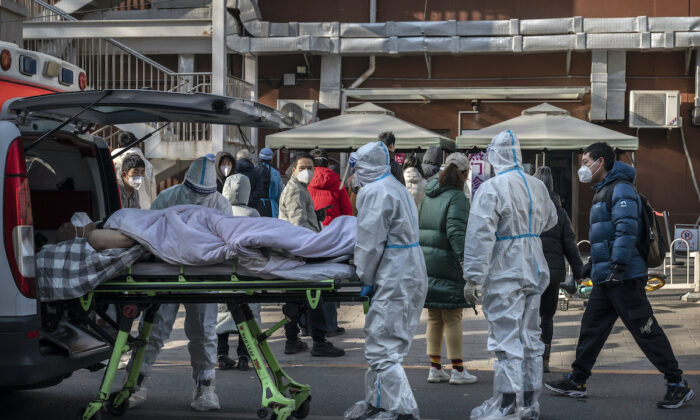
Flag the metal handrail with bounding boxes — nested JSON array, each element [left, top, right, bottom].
[[22, 0, 253, 149], [664, 238, 691, 284], [28, 0, 187, 77]]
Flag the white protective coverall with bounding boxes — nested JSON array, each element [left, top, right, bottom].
[[463, 130, 557, 420], [345, 141, 428, 420], [137, 156, 233, 392]]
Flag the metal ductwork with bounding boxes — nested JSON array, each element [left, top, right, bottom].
[[590, 50, 626, 121], [319, 55, 342, 109], [692, 50, 700, 126], [225, 6, 700, 56]]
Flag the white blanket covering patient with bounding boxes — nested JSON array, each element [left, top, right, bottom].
[[104, 205, 356, 271], [37, 206, 357, 301]]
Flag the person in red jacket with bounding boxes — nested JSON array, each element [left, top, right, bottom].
[[308, 148, 353, 226], [308, 148, 354, 337]]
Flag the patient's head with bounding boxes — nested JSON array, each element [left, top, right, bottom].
[[222, 173, 251, 206]]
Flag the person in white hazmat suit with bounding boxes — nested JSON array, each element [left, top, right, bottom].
[[344, 141, 428, 420], [462, 130, 557, 420], [129, 154, 233, 412]]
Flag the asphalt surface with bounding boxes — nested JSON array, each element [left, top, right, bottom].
[[3, 289, 699, 419], [2, 364, 697, 419]]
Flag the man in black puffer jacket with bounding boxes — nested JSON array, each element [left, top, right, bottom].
[[534, 167, 584, 372]]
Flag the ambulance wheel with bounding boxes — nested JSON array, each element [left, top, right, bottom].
[[106, 392, 129, 416], [293, 399, 311, 419]]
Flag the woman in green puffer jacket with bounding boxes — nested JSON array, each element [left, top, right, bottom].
[[418, 152, 478, 386]]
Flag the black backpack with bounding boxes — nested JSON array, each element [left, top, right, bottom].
[[604, 180, 669, 268]]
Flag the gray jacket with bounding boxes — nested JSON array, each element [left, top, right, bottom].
[[279, 176, 321, 232]]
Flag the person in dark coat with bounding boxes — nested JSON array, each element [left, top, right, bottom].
[[234, 150, 266, 215], [379, 131, 405, 185], [533, 166, 584, 372], [421, 146, 442, 180], [418, 153, 477, 385], [546, 143, 692, 408], [215, 152, 235, 193]]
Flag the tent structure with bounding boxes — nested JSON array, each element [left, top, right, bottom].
[[266, 102, 455, 151], [456, 103, 638, 151]]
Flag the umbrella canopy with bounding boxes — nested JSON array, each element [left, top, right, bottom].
[[266, 102, 455, 151], [456, 103, 638, 151]]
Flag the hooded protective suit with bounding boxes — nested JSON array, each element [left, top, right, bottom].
[[136, 156, 233, 404], [344, 141, 428, 420], [463, 130, 557, 420]]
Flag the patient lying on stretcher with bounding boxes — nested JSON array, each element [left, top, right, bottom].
[[36, 205, 357, 302], [87, 229, 136, 251]]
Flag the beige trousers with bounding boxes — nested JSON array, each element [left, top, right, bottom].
[[426, 308, 464, 360]]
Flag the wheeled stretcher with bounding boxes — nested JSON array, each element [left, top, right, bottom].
[[70, 260, 364, 420]]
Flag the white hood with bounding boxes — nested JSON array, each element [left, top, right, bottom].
[[487, 130, 523, 175], [351, 141, 391, 186]]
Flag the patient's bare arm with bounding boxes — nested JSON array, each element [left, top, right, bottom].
[[88, 229, 135, 251]]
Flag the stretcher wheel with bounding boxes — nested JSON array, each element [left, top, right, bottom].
[[105, 392, 129, 417], [257, 408, 268, 418], [292, 398, 311, 419], [77, 406, 101, 420]]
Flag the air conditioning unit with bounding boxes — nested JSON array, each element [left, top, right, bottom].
[[277, 100, 318, 126], [629, 90, 680, 128]]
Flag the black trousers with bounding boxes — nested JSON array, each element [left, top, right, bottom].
[[571, 278, 683, 384], [217, 333, 249, 358], [284, 302, 327, 343], [540, 270, 565, 351]]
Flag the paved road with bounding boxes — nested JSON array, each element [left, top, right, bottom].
[[3, 289, 698, 419]]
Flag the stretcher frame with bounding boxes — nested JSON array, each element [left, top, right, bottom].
[[71, 266, 364, 420]]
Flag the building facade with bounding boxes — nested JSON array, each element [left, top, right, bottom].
[[247, 0, 700, 239]]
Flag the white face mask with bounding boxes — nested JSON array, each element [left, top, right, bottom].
[[129, 176, 144, 190], [220, 165, 232, 177], [577, 159, 601, 183], [71, 212, 92, 227], [295, 169, 313, 184]]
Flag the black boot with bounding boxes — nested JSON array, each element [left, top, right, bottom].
[[348, 404, 385, 420], [522, 391, 539, 420], [543, 344, 551, 373], [500, 393, 517, 415]]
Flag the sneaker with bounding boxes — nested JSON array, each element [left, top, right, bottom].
[[311, 340, 345, 357], [657, 379, 695, 409], [449, 369, 477, 384], [284, 339, 309, 355], [326, 327, 346, 337], [117, 352, 131, 370], [217, 355, 236, 370], [128, 385, 147, 409], [427, 367, 450, 383], [190, 381, 220, 412], [545, 374, 587, 398]]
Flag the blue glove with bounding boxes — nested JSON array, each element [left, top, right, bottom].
[[360, 285, 374, 298]]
